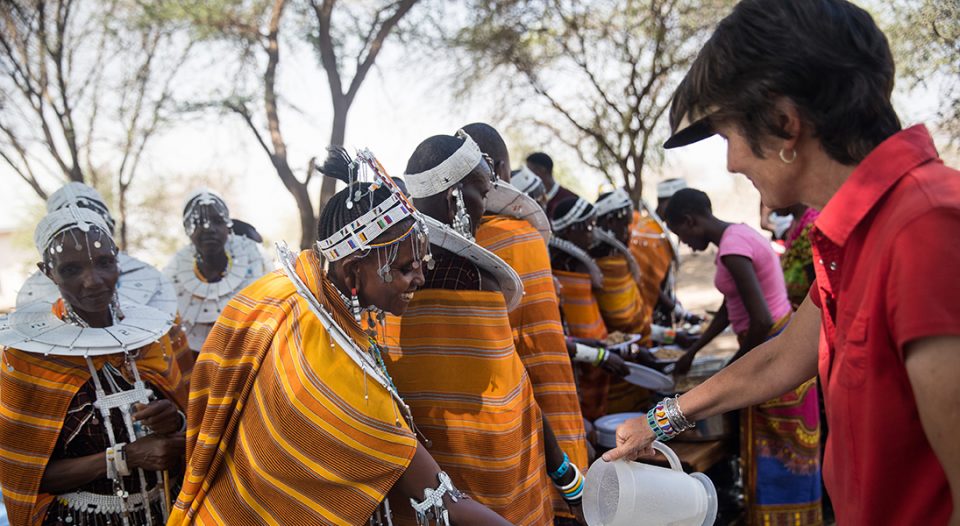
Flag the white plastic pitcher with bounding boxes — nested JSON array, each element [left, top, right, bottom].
[[582, 441, 718, 526]]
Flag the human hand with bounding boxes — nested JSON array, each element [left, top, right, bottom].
[[600, 416, 657, 462], [600, 351, 630, 378], [673, 350, 697, 376], [125, 434, 186, 471], [133, 400, 183, 435]]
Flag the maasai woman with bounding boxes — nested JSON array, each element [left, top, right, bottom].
[[464, 122, 588, 525], [548, 197, 628, 422], [17, 182, 189, 379], [665, 188, 821, 525], [163, 190, 270, 353], [590, 189, 658, 415], [0, 206, 190, 526], [384, 131, 583, 526], [170, 148, 509, 526]]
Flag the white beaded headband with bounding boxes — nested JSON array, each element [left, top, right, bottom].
[[404, 129, 483, 198], [512, 165, 545, 195], [595, 188, 634, 217], [35, 205, 114, 256], [657, 178, 688, 198], [552, 197, 596, 231], [317, 150, 420, 262]]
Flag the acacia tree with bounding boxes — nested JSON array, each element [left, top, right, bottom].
[[452, 0, 730, 201], [0, 0, 193, 247], [885, 0, 959, 147], [178, 0, 420, 248], [309, 0, 419, 210]]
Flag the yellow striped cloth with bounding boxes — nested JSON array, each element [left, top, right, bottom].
[[595, 255, 654, 414], [477, 215, 589, 518], [628, 211, 673, 320], [170, 251, 417, 526], [382, 289, 553, 526], [553, 269, 610, 421], [0, 307, 188, 526]]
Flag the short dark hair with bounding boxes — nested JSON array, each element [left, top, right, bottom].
[[462, 123, 508, 165], [663, 188, 712, 224], [526, 152, 553, 172], [672, 0, 900, 164]]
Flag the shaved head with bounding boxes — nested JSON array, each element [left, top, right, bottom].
[[461, 122, 511, 182]]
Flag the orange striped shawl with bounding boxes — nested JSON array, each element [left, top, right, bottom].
[[0, 311, 188, 526], [594, 255, 655, 414], [170, 251, 416, 526], [382, 289, 553, 526], [553, 270, 609, 421], [477, 216, 589, 517], [595, 254, 650, 338], [628, 211, 673, 320]]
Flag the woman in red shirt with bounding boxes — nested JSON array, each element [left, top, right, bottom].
[[604, 1, 960, 525]]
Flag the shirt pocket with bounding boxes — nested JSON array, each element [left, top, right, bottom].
[[835, 312, 869, 389]]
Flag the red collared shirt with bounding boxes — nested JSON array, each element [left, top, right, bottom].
[[809, 125, 960, 525]]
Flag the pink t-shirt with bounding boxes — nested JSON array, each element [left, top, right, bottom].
[[714, 224, 792, 334]]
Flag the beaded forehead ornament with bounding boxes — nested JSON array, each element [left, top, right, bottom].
[[182, 189, 232, 236], [316, 149, 430, 281]]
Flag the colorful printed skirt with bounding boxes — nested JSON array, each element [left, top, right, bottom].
[[740, 316, 822, 525]]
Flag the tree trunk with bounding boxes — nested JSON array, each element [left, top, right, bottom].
[[317, 99, 348, 213], [118, 188, 128, 250]]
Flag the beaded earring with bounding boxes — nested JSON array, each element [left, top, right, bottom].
[[350, 288, 362, 324], [451, 186, 472, 240]]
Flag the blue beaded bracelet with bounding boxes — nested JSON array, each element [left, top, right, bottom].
[[549, 452, 571, 481]]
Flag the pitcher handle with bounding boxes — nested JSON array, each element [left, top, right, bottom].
[[652, 441, 683, 472]]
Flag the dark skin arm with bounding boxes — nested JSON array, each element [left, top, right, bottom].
[[674, 302, 729, 375], [40, 434, 186, 494], [542, 417, 584, 522], [721, 254, 774, 362], [394, 442, 512, 525]]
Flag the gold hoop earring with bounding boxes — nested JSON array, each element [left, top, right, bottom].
[[779, 148, 797, 164]]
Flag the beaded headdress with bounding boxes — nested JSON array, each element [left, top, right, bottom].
[[657, 178, 688, 199], [35, 205, 115, 261], [315, 148, 427, 270], [551, 197, 596, 232], [511, 165, 546, 197], [595, 188, 634, 218], [403, 129, 483, 199], [46, 182, 116, 233], [182, 189, 232, 236]]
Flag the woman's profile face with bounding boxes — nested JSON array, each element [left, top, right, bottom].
[[351, 225, 428, 316], [718, 122, 798, 209], [41, 229, 120, 317]]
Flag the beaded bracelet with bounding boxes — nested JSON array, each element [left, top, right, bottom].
[[555, 464, 584, 502], [549, 452, 571, 482], [594, 347, 607, 366], [646, 396, 694, 442]]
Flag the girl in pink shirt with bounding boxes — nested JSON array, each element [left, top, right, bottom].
[[662, 187, 822, 525]]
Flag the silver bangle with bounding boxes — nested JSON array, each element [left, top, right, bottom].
[[661, 397, 694, 432]]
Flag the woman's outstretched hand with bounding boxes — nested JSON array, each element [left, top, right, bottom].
[[600, 416, 657, 462]]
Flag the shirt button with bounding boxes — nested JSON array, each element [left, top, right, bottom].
[[829, 261, 837, 271], [818, 258, 824, 264]]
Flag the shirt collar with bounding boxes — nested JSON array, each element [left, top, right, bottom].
[[815, 125, 938, 246]]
